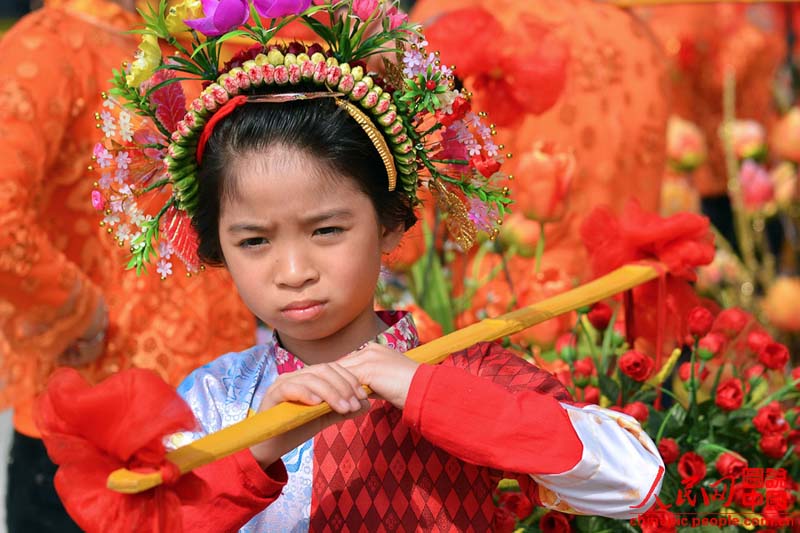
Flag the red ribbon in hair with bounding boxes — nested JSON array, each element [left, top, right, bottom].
[[195, 95, 249, 163]]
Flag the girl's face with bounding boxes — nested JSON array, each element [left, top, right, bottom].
[[219, 147, 403, 359]]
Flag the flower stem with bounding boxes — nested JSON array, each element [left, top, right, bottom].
[[688, 339, 699, 419], [534, 221, 546, 274]]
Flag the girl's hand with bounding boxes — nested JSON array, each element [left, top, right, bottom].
[[339, 342, 419, 410], [250, 363, 371, 469]]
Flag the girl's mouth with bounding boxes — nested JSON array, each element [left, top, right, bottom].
[[280, 300, 326, 321]]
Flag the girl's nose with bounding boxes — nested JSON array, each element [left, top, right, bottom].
[[273, 246, 318, 289]]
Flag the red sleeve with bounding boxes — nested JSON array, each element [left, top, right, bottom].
[[402, 342, 582, 477], [181, 449, 288, 532]]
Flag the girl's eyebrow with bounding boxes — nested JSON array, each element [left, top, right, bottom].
[[226, 209, 354, 233], [300, 209, 354, 225], [226, 222, 273, 233]]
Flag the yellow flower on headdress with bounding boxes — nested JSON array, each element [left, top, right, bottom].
[[165, 0, 204, 34], [126, 34, 162, 89]]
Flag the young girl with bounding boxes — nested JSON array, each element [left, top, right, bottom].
[[69, 1, 664, 530]]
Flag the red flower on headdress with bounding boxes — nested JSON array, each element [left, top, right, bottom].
[[470, 154, 502, 178], [36, 368, 207, 533], [424, 8, 569, 127]]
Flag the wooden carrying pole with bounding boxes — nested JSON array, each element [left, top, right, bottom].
[[107, 262, 661, 494]]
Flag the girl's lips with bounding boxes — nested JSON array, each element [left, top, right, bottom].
[[280, 302, 325, 321]]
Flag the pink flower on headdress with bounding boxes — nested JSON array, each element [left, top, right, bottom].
[[185, 0, 249, 37], [253, 0, 312, 18], [385, 5, 407, 30], [91, 191, 105, 211], [352, 0, 379, 20]]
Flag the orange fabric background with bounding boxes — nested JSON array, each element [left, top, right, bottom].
[[635, 4, 785, 197], [0, 0, 255, 437], [412, 0, 669, 279]]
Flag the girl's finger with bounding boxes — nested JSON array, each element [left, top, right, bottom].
[[327, 362, 368, 400], [290, 372, 359, 414]]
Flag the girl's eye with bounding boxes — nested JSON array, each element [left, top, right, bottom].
[[238, 237, 268, 248], [314, 227, 343, 236]]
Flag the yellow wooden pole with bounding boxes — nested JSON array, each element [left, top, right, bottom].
[[107, 262, 661, 494]]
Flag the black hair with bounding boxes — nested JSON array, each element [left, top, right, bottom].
[[192, 93, 417, 265]]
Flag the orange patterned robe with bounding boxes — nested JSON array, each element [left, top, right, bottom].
[[0, 0, 255, 438], [411, 0, 668, 279]]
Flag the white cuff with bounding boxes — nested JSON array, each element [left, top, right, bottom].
[[532, 403, 665, 520]]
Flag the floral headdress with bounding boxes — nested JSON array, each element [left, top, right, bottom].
[[91, 0, 512, 277]]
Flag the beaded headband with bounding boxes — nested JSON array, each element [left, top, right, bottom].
[[90, 0, 513, 277]]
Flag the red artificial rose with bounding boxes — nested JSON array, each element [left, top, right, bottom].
[[715, 452, 747, 478], [759, 342, 790, 370], [687, 306, 714, 337], [698, 332, 725, 360], [712, 307, 751, 337], [747, 329, 772, 353], [587, 302, 613, 331], [619, 350, 655, 382], [658, 438, 680, 464], [539, 511, 573, 533], [715, 378, 745, 411], [761, 433, 789, 459], [582, 385, 600, 404], [572, 357, 595, 387], [623, 401, 650, 423], [793, 367, 800, 390], [493, 507, 517, 533], [497, 491, 533, 520], [678, 362, 709, 383], [744, 364, 765, 382], [677, 452, 707, 488], [469, 154, 501, 178], [639, 505, 678, 533], [753, 402, 788, 435]]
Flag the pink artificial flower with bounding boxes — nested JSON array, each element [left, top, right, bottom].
[[253, 0, 312, 18], [385, 5, 407, 30], [739, 160, 773, 211], [185, 0, 249, 36], [91, 190, 105, 211], [352, 0, 379, 20]]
